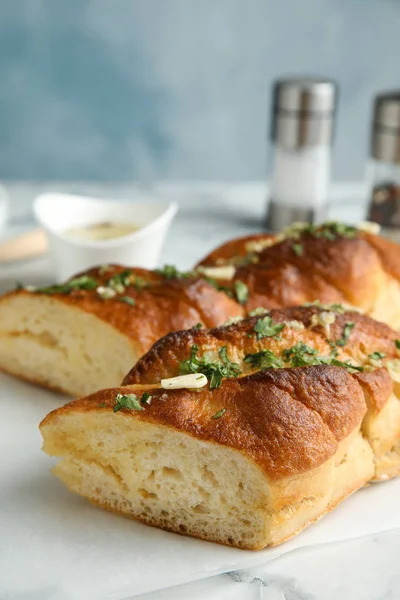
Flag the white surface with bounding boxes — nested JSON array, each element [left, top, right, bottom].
[[33, 193, 178, 280], [140, 529, 400, 600], [1, 373, 400, 600]]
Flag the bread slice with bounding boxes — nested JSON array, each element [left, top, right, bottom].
[[197, 223, 400, 329], [0, 265, 242, 397], [124, 305, 400, 481], [40, 365, 373, 550]]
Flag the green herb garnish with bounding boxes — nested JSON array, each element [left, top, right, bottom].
[[118, 296, 136, 306], [281, 343, 363, 373], [107, 270, 132, 292], [203, 276, 234, 298], [292, 243, 303, 256], [131, 275, 148, 290], [35, 275, 99, 295], [113, 393, 145, 412], [395, 340, 400, 350], [282, 343, 321, 367], [330, 358, 364, 372], [234, 280, 249, 305], [324, 222, 357, 239], [244, 350, 283, 369], [195, 322, 203, 329], [141, 392, 152, 405], [336, 322, 355, 347], [254, 316, 285, 340], [368, 351, 386, 360], [179, 344, 241, 389], [283, 222, 357, 242], [212, 408, 226, 419], [155, 265, 193, 280]]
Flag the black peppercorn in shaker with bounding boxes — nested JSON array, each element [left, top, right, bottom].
[[367, 92, 400, 240]]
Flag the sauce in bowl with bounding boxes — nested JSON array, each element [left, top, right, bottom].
[[66, 222, 139, 242]]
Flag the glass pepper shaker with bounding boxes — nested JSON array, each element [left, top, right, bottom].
[[265, 78, 338, 231], [367, 92, 400, 240]]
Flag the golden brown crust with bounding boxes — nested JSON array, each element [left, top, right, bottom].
[[235, 236, 386, 311], [197, 229, 400, 313], [197, 234, 273, 267], [4, 265, 243, 358], [41, 365, 365, 481], [123, 306, 398, 386], [353, 368, 394, 414]]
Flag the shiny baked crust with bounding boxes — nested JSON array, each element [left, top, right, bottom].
[[124, 305, 399, 385], [40, 305, 400, 549], [40, 364, 372, 550], [197, 228, 400, 328], [124, 305, 400, 482], [0, 265, 243, 396]]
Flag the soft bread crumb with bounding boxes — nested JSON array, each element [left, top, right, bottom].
[[0, 294, 138, 397]]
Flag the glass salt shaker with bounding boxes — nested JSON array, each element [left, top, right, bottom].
[[366, 92, 400, 241], [265, 78, 338, 231]]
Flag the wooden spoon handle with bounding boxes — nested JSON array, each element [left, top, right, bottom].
[[0, 228, 48, 263]]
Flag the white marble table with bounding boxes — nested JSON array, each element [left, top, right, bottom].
[[1, 181, 399, 600]]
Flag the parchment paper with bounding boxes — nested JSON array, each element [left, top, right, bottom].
[[1, 373, 400, 600]]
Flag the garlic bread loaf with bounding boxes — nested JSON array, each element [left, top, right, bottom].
[[197, 222, 400, 329], [124, 305, 400, 481], [0, 265, 242, 397], [40, 365, 371, 550], [40, 305, 400, 549]]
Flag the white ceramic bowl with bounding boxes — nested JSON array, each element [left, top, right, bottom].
[[34, 193, 178, 281]]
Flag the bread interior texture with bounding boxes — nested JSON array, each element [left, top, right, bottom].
[[0, 294, 137, 397], [42, 408, 374, 550]]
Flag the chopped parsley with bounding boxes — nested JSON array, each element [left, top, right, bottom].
[[34, 275, 99, 295], [244, 350, 283, 369], [234, 280, 249, 305], [396, 340, 400, 350], [141, 392, 152, 405], [118, 296, 136, 306], [368, 351, 386, 360], [107, 270, 132, 292], [283, 222, 357, 242], [254, 316, 285, 340], [212, 408, 227, 419], [282, 343, 321, 367], [113, 392, 148, 412], [131, 275, 148, 290], [155, 265, 193, 280], [330, 358, 364, 373], [281, 343, 363, 373], [203, 276, 234, 298], [194, 322, 203, 329], [179, 344, 241, 389], [292, 243, 303, 256], [336, 322, 355, 347]]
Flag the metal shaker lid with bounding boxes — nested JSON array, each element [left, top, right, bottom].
[[271, 78, 338, 149], [371, 92, 400, 164]]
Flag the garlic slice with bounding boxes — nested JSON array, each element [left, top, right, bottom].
[[197, 265, 236, 280], [161, 373, 208, 390], [357, 221, 381, 235]]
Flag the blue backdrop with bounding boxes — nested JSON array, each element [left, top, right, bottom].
[[1, 0, 399, 181]]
